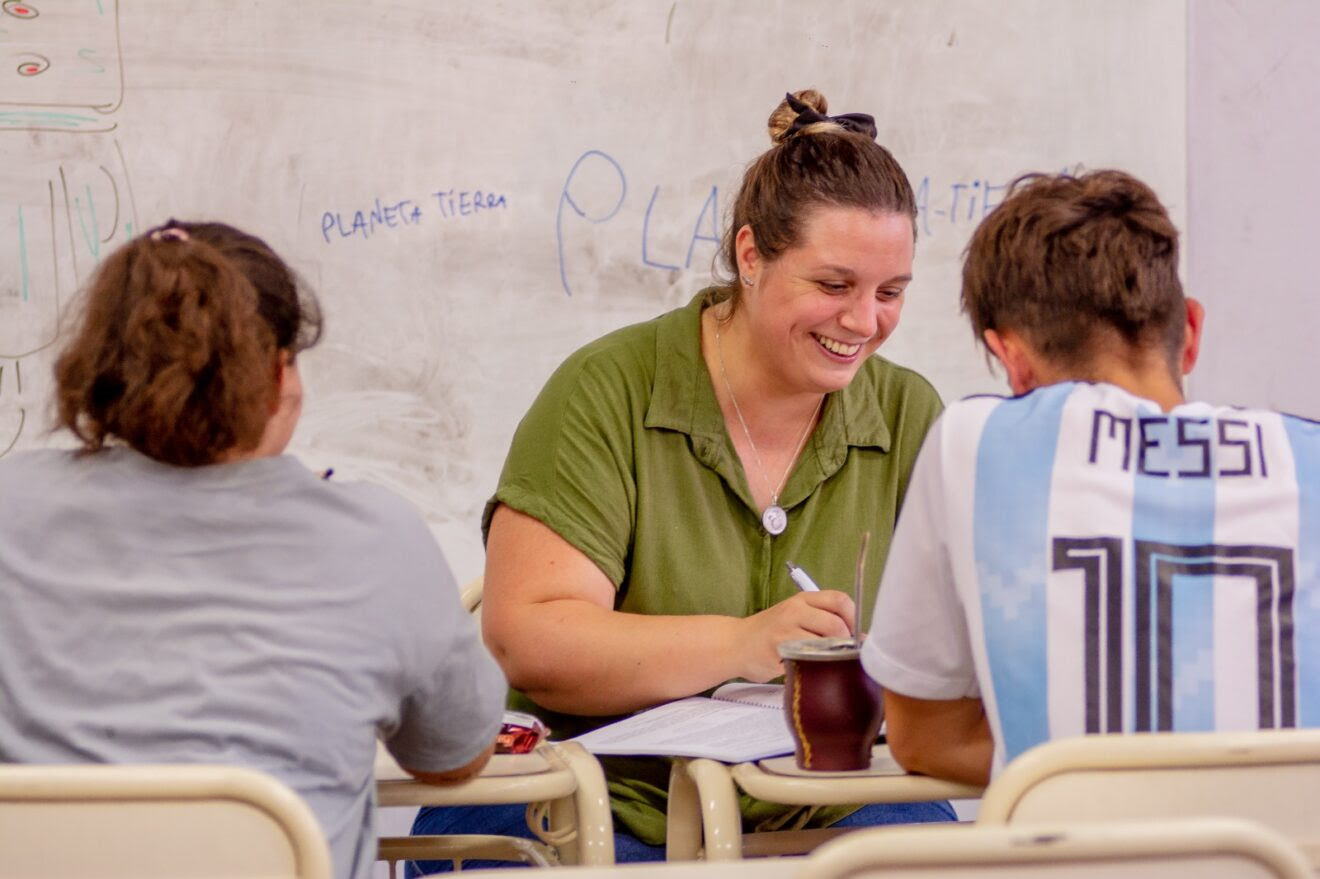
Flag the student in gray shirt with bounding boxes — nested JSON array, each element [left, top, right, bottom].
[[0, 220, 507, 879]]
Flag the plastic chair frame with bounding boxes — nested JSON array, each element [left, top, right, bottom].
[[0, 763, 333, 878], [977, 730, 1320, 866], [796, 816, 1314, 879], [381, 576, 614, 876], [377, 740, 612, 873], [666, 754, 983, 861]]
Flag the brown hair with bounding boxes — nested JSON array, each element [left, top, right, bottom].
[[707, 89, 917, 312], [961, 169, 1184, 373], [54, 220, 322, 466]]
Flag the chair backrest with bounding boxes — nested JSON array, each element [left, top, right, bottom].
[[0, 763, 333, 878], [977, 730, 1320, 864], [797, 817, 1313, 879]]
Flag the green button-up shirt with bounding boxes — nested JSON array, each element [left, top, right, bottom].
[[484, 292, 943, 842]]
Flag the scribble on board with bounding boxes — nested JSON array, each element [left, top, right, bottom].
[[14, 52, 46, 76], [0, 146, 139, 458], [554, 149, 764, 296], [0, 157, 139, 357], [556, 150, 626, 297], [0, 360, 24, 458], [319, 188, 509, 244], [2, 2, 40, 21], [912, 164, 1085, 238], [0, 0, 123, 132], [0, 0, 133, 458], [554, 150, 1077, 297], [914, 175, 1009, 237]]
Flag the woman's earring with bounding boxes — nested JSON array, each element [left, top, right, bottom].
[[741, 275, 755, 287]]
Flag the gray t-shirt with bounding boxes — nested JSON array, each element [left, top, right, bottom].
[[0, 447, 506, 879]]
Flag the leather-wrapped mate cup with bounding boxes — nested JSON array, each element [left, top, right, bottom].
[[778, 637, 884, 771]]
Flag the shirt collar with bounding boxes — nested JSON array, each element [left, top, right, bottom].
[[644, 292, 893, 460]]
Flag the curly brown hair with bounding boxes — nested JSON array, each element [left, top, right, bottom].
[[54, 221, 322, 466], [961, 169, 1184, 375]]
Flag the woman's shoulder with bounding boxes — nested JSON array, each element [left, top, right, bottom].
[[853, 354, 943, 411], [0, 447, 90, 491], [286, 465, 431, 538], [534, 301, 695, 407], [268, 467, 454, 586], [555, 304, 684, 373], [0, 447, 69, 470]]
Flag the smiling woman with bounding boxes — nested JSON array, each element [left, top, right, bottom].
[[408, 88, 951, 872], [709, 205, 915, 535]]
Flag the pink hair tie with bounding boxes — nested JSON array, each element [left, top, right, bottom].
[[150, 227, 190, 243]]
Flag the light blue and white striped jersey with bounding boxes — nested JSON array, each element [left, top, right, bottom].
[[863, 382, 1320, 775]]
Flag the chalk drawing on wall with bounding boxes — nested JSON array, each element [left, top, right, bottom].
[[0, 0, 136, 457], [0, 0, 122, 133], [0, 0, 135, 459], [0, 149, 139, 457]]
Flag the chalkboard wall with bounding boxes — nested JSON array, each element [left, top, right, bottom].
[[0, 1, 1188, 579]]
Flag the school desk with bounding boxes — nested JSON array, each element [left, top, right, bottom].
[[374, 741, 614, 870], [666, 745, 984, 860]]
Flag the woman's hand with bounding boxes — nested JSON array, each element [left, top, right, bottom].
[[484, 504, 860, 712], [733, 590, 856, 682]]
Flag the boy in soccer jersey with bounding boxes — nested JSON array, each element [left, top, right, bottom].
[[861, 169, 1320, 786]]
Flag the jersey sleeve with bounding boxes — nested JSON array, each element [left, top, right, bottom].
[[862, 415, 980, 700]]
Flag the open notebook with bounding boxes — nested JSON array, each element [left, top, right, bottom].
[[568, 683, 794, 763]]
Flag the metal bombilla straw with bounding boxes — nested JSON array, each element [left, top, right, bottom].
[[853, 531, 870, 645]]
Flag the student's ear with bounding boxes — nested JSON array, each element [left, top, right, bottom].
[[1180, 297, 1205, 376], [734, 224, 760, 285], [983, 328, 1039, 396], [272, 351, 291, 414]]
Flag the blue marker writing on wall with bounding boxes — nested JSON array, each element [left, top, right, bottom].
[[556, 149, 723, 297], [555, 149, 626, 297]]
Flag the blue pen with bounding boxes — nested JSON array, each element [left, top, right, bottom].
[[784, 561, 820, 592]]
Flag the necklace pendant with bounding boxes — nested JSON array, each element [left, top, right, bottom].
[[762, 504, 788, 536]]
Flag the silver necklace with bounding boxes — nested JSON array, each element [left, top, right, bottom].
[[715, 324, 823, 536]]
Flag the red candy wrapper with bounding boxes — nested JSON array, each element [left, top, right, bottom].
[[496, 711, 549, 754]]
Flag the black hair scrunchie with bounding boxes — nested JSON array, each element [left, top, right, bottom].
[[783, 92, 878, 140]]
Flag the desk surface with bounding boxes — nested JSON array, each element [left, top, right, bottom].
[[733, 748, 983, 804], [374, 743, 551, 781], [375, 746, 575, 809]]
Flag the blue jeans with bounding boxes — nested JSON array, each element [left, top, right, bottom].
[[404, 799, 954, 875]]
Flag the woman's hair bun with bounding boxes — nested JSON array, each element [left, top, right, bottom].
[[768, 89, 828, 144]]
